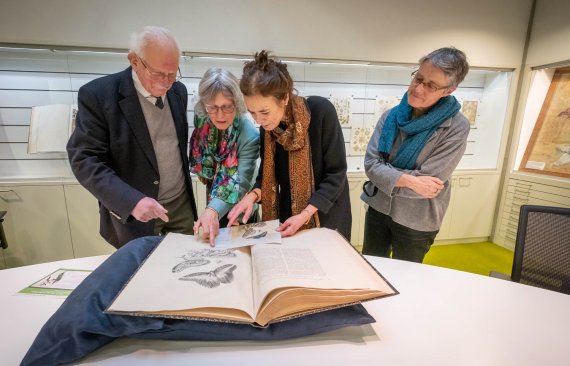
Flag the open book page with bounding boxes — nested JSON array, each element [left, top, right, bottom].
[[107, 233, 256, 322], [215, 219, 281, 248], [251, 228, 396, 324], [28, 104, 77, 153]]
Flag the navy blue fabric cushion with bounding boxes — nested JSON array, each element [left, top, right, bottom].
[[21, 236, 375, 366]]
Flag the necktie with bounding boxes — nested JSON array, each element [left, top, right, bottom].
[[155, 96, 164, 109]]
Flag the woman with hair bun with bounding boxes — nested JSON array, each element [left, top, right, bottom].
[[227, 50, 351, 239]]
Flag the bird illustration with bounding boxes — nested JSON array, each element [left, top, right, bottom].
[[179, 264, 237, 288], [242, 222, 269, 239], [39, 271, 65, 286], [558, 107, 570, 119], [248, 231, 268, 239]]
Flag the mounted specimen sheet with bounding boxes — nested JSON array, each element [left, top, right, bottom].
[[28, 104, 77, 153], [215, 219, 281, 248], [520, 67, 570, 178]]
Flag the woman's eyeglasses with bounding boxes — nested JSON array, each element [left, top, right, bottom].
[[410, 70, 450, 93], [137, 55, 182, 82], [205, 104, 236, 115]]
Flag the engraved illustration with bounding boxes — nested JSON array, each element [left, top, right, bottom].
[[461, 100, 478, 126], [331, 97, 351, 125], [172, 259, 210, 273], [172, 248, 237, 273], [558, 107, 570, 118], [37, 271, 65, 286], [373, 96, 399, 122], [242, 222, 269, 239], [553, 144, 570, 167], [215, 219, 281, 247], [350, 127, 374, 155], [179, 264, 238, 288]]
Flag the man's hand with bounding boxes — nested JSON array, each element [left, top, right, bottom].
[[131, 197, 169, 222]]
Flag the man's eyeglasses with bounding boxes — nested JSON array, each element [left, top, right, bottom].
[[410, 70, 450, 93], [137, 55, 182, 82], [205, 104, 236, 115]]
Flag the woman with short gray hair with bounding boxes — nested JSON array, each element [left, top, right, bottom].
[[190, 68, 260, 245], [361, 47, 470, 263]]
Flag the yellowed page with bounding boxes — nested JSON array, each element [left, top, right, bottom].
[[251, 228, 395, 317], [107, 233, 255, 320]]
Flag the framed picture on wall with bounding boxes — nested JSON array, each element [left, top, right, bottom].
[[519, 67, 570, 178]]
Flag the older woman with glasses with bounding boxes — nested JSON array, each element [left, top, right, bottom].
[[190, 68, 260, 245], [361, 47, 470, 263]]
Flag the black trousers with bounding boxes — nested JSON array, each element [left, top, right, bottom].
[[362, 206, 438, 263], [154, 190, 195, 236]]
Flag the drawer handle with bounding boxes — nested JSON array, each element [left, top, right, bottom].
[[513, 194, 529, 201], [506, 228, 517, 236]]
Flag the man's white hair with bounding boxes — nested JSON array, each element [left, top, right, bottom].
[[129, 26, 179, 58]]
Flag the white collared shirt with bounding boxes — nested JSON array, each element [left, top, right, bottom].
[[131, 69, 165, 105]]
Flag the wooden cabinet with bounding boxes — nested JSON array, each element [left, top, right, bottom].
[[0, 173, 505, 268], [63, 180, 208, 259], [347, 174, 367, 251], [64, 184, 114, 258], [349, 172, 501, 247], [193, 180, 208, 217], [494, 175, 570, 250], [0, 179, 209, 268], [0, 184, 74, 267], [436, 174, 501, 242]]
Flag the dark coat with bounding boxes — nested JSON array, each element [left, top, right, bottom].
[[67, 67, 197, 248], [256, 96, 352, 240]]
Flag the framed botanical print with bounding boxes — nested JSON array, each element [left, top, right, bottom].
[[520, 67, 570, 178]]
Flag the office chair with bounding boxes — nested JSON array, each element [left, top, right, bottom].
[[508, 205, 570, 295]]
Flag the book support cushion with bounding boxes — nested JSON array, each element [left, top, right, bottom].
[[21, 236, 375, 366]]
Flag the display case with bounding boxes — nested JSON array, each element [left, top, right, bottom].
[[494, 63, 570, 250], [0, 46, 515, 259], [0, 46, 513, 177], [181, 55, 513, 173]]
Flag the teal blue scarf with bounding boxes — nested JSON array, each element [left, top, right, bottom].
[[378, 92, 460, 169]]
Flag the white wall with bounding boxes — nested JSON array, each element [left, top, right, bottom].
[[0, 0, 532, 68], [526, 0, 570, 67]]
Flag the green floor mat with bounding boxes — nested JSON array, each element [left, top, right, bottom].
[[423, 242, 514, 276]]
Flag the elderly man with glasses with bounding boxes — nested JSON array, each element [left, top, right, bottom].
[[361, 47, 470, 263], [67, 26, 197, 248]]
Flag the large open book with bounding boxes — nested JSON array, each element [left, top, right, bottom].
[[106, 227, 398, 326]]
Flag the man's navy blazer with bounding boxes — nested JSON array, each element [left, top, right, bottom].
[[67, 67, 197, 248]]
